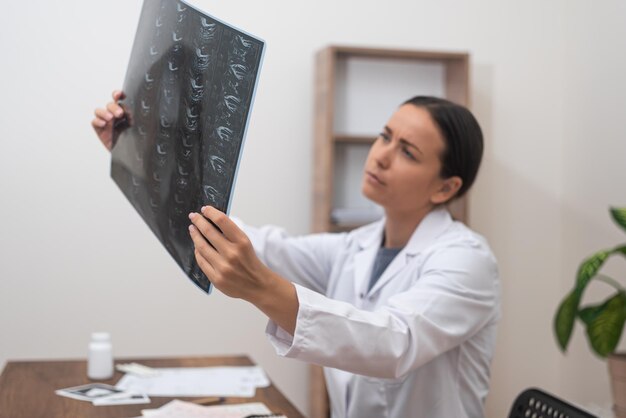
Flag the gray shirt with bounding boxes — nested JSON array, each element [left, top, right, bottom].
[[368, 246, 402, 291]]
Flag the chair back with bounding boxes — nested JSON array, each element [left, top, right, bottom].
[[508, 388, 598, 418]]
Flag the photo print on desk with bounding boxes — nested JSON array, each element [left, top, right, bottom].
[[110, 0, 264, 293]]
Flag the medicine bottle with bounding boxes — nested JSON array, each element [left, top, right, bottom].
[[87, 332, 113, 380]]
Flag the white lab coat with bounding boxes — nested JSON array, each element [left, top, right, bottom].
[[241, 207, 500, 418]]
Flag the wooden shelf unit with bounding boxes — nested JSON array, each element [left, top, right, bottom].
[[309, 45, 471, 418], [313, 45, 469, 235]]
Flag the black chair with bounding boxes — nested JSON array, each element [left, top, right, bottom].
[[508, 388, 598, 418]]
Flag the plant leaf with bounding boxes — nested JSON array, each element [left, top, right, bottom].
[[615, 245, 626, 258], [579, 302, 608, 326], [554, 292, 580, 351], [575, 251, 610, 292], [584, 292, 626, 357], [611, 207, 626, 233]]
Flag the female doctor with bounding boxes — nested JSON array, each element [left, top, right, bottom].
[[93, 93, 500, 418]]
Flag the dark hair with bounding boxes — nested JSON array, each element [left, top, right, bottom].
[[403, 96, 483, 199]]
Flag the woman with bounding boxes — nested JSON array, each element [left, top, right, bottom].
[[93, 93, 500, 418]]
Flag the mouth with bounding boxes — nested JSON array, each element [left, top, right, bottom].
[[365, 171, 385, 186]]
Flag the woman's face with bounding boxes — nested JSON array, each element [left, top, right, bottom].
[[362, 104, 459, 217]]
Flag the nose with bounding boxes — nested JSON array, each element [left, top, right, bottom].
[[374, 141, 392, 168]]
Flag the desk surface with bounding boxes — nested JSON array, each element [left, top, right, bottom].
[[0, 355, 304, 418]]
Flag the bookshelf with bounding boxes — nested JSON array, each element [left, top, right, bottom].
[[312, 46, 469, 235], [309, 45, 471, 418]]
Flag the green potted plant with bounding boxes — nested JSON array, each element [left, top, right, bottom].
[[554, 206, 626, 417]]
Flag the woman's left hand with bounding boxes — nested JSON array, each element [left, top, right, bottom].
[[188, 206, 271, 301], [188, 206, 299, 335]]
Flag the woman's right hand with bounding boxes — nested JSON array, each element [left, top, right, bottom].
[[91, 90, 126, 151]]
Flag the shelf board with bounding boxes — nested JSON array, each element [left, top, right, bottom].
[[332, 45, 469, 62], [329, 222, 365, 233], [334, 134, 376, 144]]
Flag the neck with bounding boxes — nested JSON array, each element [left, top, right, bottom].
[[383, 205, 436, 248]]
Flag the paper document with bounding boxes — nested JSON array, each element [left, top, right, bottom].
[[116, 366, 270, 397], [139, 400, 275, 418], [331, 207, 383, 225]]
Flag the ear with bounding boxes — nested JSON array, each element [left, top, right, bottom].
[[430, 176, 463, 205]]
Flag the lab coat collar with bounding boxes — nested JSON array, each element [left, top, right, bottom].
[[353, 207, 454, 297], [396, 206, 453, 256]]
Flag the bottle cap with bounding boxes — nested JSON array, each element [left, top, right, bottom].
[[91, 332, 111, 342]]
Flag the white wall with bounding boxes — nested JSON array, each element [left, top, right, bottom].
[[558, 0, 626, 409], [1, 1, 625, 417]]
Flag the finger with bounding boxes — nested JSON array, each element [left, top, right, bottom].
[[91, 118, 107, 129], [94, 107, 114, 122], [106, 102, 125, 118], [189, 224, 220, 261], [200, 206, 245, 242], [194, 249, 217, 280], [189, 212, 229, 252], [112, 90, 126, 101]]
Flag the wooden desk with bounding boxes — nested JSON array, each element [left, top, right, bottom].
[[0, 355, 304, 418]]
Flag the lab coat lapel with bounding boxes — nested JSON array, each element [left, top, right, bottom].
[[368, 207, 453, 295], [353, 220, 385, 298]]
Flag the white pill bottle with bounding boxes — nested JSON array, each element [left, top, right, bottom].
[[87, 332, 113, 380]]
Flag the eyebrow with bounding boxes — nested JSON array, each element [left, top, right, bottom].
[[384, 125, 423, 155]]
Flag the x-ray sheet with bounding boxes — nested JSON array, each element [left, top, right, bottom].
[[111, 0, 264, 293]]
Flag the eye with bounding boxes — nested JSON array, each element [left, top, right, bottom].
[[378, 133, 391, 143], [402, 147, 416, 161]]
